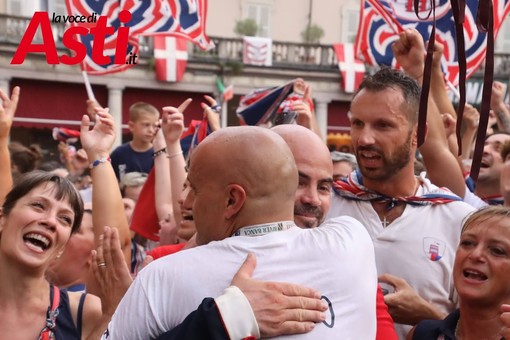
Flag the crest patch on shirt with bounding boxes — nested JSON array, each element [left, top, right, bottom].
[[423, 237, 446, 261]]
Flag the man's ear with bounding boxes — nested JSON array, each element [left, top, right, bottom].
[[225, 184, 246, 219], [412, 123, 425, 147], [128, 121, 135, 132]]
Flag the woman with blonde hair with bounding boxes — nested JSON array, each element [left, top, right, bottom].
[[410, 206, 510, 339]]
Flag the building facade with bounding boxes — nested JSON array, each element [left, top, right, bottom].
[[1, 0, 509, 153]]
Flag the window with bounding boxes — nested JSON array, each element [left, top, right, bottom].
[[247, 3, 271, 37], [43, 0, 67, 15], [496, 14, 510, 53], [7, 0, 22, 15], [53, 0, 67, 15], [341, 8, 360, 43]]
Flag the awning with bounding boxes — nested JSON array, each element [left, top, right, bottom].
[[10, 78, 108, 129]]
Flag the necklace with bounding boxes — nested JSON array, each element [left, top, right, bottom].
[[374, 200, 403, 228], [381, 216, 389, 228]]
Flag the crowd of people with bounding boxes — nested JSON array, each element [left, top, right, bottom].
[[1, 27, 510, 339]]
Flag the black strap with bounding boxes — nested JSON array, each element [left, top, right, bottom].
[[415, 1, 495, 182], [415, 0, 436, 147], [451, 0, 467, 155], [469, 1, 494, 181], [77, 292, 87, 338]]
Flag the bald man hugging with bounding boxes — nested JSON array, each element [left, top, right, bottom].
[[105, 126, 377, 340]]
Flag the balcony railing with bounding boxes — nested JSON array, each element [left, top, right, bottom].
[[1, 13, 509, 75]]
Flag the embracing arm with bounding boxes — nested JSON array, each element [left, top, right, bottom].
[[155, 253, 327, 340]]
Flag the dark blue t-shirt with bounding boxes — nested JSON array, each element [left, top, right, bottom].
[[110, 143, 154, 181]]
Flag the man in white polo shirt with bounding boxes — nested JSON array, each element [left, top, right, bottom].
[[105, 126, 378, 339]]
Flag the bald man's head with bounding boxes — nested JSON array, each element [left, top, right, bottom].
[[272, 125, 333, 228], [186, 126, 298, 245]]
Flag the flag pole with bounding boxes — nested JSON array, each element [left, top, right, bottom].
[[82, 71, 96, 102], [446, 80, 460, 100], [221, 103, 228, 128]]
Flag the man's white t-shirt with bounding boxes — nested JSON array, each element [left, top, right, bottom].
[[327, 176, 475, 339], [105, 217, 378, 340]]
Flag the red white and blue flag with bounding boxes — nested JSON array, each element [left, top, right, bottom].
[[355, 0, 510, 86], [154, 36, 188, 82], [236, 82, 294, 126], [65, 0, 214, 75], [52, 127, 81, 144], [180, 118, 210, 159]]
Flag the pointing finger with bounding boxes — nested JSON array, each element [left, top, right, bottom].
[[177, 98, 192, 113]]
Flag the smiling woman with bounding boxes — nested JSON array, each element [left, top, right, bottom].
[[0, 171, 89, 339], [409, 206, 510, 340]]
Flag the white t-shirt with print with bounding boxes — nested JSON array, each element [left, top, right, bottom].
[[105, 217, 378, 340], [327, 176, 475, 339]]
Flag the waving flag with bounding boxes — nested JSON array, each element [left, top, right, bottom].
[[236, 82, 294, 126], [52, 127, 81, 144], [333, 43, 366, 93], [355, 0, 510, 86], [180, 118, 211, 159], [154, 36, 188, 82], [129, 168, 159, 241], [65, 0, 214, 75], [216, 77, 235, 103]]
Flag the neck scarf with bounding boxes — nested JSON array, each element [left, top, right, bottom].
[[333, 171, 461, 209]]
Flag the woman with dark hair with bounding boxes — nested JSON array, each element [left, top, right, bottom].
[[0, 107, 132, 339], [410, 206, 510, 339], [0, 171, 101, 339]]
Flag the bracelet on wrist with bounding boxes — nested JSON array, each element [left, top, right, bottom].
[[153, 147, 167, 158], [211, 104, 222, 113], [89, 156, 111, 169], [167, 151, 183, 159]]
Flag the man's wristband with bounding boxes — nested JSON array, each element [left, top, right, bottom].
[[89, 156, 111, 169]]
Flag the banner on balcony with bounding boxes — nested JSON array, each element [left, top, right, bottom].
[[354, 0, 510, 86], [65, 0, 214, 75], [243, 36, 273, 66], [154, 36, 188, 82], [333, 43, 366, 94]]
